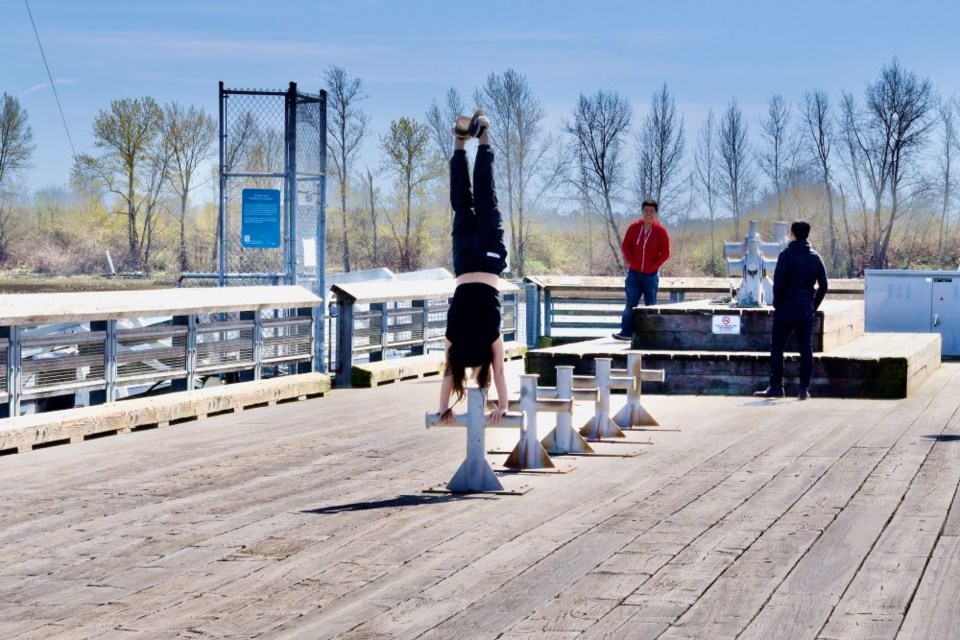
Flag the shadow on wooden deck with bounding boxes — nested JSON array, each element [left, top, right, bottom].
[[301, 493, 495, 514]]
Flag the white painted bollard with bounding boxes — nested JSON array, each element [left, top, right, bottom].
[[425, 387, 525, 494], [503, 374, 574, 471], [611, 352, 666, 429], [576, 358, 628, 441], [540, 366, 597, 455]]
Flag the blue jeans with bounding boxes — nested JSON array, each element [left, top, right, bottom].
[[619, 270, 659, 336]]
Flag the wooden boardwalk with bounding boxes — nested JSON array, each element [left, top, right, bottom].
[[3, 362, 960, 639]]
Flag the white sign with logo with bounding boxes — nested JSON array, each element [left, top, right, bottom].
[[712, 314, 741, 335]]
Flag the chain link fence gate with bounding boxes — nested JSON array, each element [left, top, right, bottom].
[[182, 82, 328, 373]]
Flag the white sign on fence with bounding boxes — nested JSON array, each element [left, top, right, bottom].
[[712, 314, 741, 335]]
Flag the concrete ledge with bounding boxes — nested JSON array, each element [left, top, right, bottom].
[[525, 333, 940, 399], [0, 373, 331, 454], [632, 300, 864, 352], [351, 341, 528, 388]]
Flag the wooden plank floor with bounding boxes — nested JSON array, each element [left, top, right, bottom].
[[3, 362, 960, 639]]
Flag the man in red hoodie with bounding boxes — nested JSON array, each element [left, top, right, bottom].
[[613, 198, 671, 340]]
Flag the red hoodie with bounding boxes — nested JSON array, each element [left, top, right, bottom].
[[621, 220, 670, 274]]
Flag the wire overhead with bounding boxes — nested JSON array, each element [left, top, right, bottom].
[[24, 0, 77, 160]]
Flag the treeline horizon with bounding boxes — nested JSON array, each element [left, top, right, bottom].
[[1, 57, 959, 279]]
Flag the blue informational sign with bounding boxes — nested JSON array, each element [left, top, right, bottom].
[[241, 189, 281, 248]]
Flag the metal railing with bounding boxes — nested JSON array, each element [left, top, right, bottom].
[[1, 288, 320, 418], [523, 275, 865, 340], [331, 280, 521, 386]]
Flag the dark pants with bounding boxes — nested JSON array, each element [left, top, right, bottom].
[[619, 270, 659, 336], [769, 314, 814, 391], [450, 145, 508, 276]]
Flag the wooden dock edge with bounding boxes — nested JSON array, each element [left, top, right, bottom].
[[0, 373, 331, 455]]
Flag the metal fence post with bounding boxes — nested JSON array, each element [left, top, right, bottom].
[[90, 320, 117, 405], [369, 302, 388, 363], [503, 293, 517, 342], [285, 81, 299, 285], [316, 89, 328, 372], [411, 299, 427, 356], [172, 315, 196, 393], [217, 81, 227, 287], [296, 307, 312, 374], [543, 289, 553, 339], [2, 326, 21, 418], [336, 295, 355, 388], [524, 282, 541, 348], [241, 310, 262, 380]]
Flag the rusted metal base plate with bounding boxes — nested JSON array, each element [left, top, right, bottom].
[[422, 483, 532, 496]]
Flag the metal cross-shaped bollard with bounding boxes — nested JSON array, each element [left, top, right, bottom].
[[724, 220, 788, 307], [539, 366, 598, 455], [501, 374, 579, 471], [575, 358, 637, 441], [424, 387, 528, 494], [611, 352, 671, 431]]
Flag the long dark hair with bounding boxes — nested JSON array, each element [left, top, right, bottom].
[[446, 344, 492, 404]]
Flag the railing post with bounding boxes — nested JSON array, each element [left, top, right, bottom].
[[336, 294, 355, 388], [411, 299, 427, 356], [172, 315, 196, 393], [523, 282, 540, 348], [1, 326, 21, 418], [543, 288, 553, 339], [240, 310, 262, 380], [503, 292, 517, 342], [313, 300, 326, 373], [90, 320, 117, 405], [369, 302, 387, 363], [296, 307, 311, 374]]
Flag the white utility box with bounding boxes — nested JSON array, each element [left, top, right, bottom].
[[865, 269, 960, 356]]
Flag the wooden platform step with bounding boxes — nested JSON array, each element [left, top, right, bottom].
[[526, 333, 941, 399], [0, 373, 331, 454], [351, 341, 527, 388]]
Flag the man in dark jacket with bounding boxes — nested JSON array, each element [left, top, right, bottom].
[[754, 220, 828, 400]]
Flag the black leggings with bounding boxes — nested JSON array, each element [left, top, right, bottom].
[[450, 145, 508, 276]]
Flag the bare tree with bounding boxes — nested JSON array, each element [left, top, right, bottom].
[[161, 102, 216, 271], [635, 83, 685, 216], [565, 90, 632, 269], [380, 117, 437, 271], [358, 165, 382, 265], [938, 101, 956, 267], [0, 94, 34, 191], [0, 94, 34, 263], [800, 89, 841, 274], [75, 97, 163, 269], [757, 94, 801, 219], [475, 69, 552, 276], [841, 59, 936, 268], [138, 135, 173, 269], [718, 99, 754, 238], [325, 65, 369, 272], [694, 109, 720, 272], [425, 87, 465, 160]]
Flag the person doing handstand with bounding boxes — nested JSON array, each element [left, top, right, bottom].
[[437, 110, 510, 425]]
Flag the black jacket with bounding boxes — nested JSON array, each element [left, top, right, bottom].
[[772, 240, 828, 318]]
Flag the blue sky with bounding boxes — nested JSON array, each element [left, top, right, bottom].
[[4, 0, 960, 193]]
